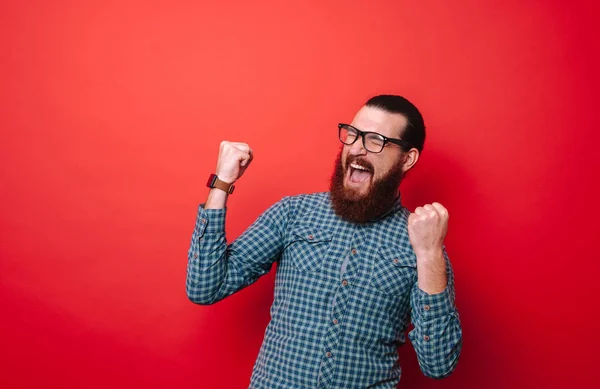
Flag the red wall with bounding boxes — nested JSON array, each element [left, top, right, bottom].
[[1, 1, 598, 388]]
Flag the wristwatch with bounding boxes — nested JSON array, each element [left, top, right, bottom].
[[206, 174, 235, 194]]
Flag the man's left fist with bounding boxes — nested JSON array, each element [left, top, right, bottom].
[[407, 202, 449, 257]]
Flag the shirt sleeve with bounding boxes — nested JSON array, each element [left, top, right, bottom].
[[185, 197, 292, 305], [407, 249, 463, 379]]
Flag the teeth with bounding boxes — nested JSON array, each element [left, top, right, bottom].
[[350, 163, 370, 171]]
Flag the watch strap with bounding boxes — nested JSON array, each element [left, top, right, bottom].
[[207, 174, 235, 194]]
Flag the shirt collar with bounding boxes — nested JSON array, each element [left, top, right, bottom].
[[376, 192, 403, 220]]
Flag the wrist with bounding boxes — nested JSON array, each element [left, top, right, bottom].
[[206, 173, 235, 194], [205, 188, 228, 209], [414, 247, 443, 261], [215, 174, 235, 184]]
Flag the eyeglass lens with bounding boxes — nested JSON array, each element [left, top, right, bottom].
[[340, 126, 385, 153]]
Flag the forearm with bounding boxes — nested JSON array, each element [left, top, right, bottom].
[[185, 187, 233, 303], [416, 249, 448, 294], [187, 185, 233, 303], [408, 286, 462, 379], [409, 250, 462, 378], [186, 205, 230, 305], [204, 188, 228, 209]]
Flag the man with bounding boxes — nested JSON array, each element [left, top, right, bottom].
[[187, 95, 462, 388]]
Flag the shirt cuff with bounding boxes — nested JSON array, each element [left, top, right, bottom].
[[414, 285, 456, 320], [196, 204, 227, 235]]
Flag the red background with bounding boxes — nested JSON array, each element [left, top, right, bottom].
[[1, 0, 599, 388]]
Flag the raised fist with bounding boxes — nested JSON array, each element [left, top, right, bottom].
[[407, 202, 449, 257], [215, 141, 254, 184]]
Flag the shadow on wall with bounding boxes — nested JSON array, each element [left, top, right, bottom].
[[189, 270, 276, 388]]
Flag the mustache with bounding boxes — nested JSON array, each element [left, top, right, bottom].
[[346, 155, 374, 172]]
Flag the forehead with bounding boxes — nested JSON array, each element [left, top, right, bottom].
[[350, 106, 408, 138]]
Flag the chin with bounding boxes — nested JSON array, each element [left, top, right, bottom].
[[342, 183, 370, 200]]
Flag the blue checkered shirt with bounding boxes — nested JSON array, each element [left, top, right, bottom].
[[187, 192, 462, 388]]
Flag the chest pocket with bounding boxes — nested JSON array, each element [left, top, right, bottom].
[[370, 246, 417, 296], [287, 225, 332, 273]]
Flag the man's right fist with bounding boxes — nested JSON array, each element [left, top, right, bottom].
[[214, 141, 253, 184]]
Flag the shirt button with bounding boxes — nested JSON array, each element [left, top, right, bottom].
[[201, 218, 206, 224], [424, 305, 430, 311], [351, 248, 357, 255], [332, 318, 339, 325], [308, 234, 314, 240], [325, 351, 332, 358], [341, 279, 348, 286], [393, 258, 399, 264], [424, 335, 430, 341], [193, 253, 198, 259]]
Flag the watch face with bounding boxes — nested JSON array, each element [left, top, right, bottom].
[[206, 174, 217, 188]]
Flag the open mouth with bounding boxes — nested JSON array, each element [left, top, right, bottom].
[[348, 162, 373, 184]]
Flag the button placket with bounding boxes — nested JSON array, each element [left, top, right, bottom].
[[322, 231, 362, 386]]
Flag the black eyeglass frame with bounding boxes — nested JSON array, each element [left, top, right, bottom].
[[337, 123, 414, 153]]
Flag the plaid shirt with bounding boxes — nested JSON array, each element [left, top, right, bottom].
[[187, 192, 462, 388]]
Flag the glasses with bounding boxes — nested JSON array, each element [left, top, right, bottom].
[[338, 123, 413, 153]]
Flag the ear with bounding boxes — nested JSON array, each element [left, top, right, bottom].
[[401, 148, 420, 173]]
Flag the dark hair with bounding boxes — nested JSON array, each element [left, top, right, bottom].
[[365, 95, 426, 153]]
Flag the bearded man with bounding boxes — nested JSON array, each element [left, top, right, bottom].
[[186, 95, 462, 388]]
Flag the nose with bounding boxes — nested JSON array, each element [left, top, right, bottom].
[[348, 135, 367, 156]]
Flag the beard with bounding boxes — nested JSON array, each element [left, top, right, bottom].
[[329, 148, 404, 224]]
